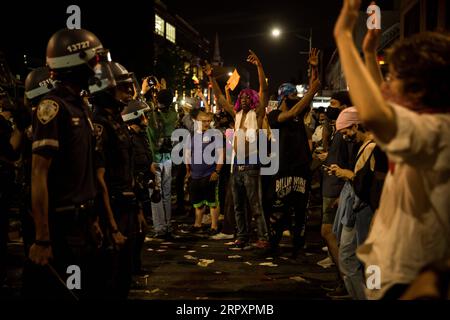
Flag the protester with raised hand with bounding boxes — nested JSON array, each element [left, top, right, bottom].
[[334, 0, 450, 300], [203, 50, 270, 251]]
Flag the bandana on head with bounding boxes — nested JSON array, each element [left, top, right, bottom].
[[335, 107, 361, 131], [234, 88, 259, 112], [277, 83, 297, 106]]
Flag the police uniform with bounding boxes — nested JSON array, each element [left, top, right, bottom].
[[93, 106, 138, 298], [24, 84, 99, 299], [129, 126, 153, 274]]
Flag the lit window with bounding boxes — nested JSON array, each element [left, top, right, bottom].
[[155, 14, 164, 36], [166, 22, 176, 43]]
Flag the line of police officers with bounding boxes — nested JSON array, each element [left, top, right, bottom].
[[0, 28, 173, 299]]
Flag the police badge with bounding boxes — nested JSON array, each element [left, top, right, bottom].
[[37, 99, 59, 125]]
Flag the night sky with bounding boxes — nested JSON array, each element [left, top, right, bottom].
[[1, 0, 395, 94]]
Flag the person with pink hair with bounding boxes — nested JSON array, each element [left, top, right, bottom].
[[204, 50, 269, 251]]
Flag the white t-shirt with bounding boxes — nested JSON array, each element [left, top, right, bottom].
[[357, 103, 450, 300]]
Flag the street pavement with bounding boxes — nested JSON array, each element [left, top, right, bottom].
[[128, 213, 338, 300], [2, 209, 339, 300]]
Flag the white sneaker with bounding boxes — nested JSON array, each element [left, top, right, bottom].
[[317, 256, 335, 268], [210, 232, 234, 240], [322, 246, 328, 252]]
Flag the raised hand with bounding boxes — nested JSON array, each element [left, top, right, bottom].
[[308, 48, 320, 67], [334, 0, 362, 38], [309, 66, 321, 93], [362, 29, 382, 53], [203, 60, 213, 77], [246, 50, 261, 67]]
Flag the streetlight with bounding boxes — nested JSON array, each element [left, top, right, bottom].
[[270, 27, 312, 54], [271, 28, 281, 38], [296, 28, 312, 54]]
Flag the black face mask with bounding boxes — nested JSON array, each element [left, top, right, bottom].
[[326, 107, 341, 120], [285, 97, 300, 109], [343, 133, 357, 143]]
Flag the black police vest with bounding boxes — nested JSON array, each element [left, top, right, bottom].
[[131, 129, 152, 174], [93, 110, 134, 195]]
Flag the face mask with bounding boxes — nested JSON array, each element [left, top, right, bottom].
[[285, 97, 300, 109], [319, 120, 326, 125], [343, 131, 357, 143], [326, 107, 340, 120]]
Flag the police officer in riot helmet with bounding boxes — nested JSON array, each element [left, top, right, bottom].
[[121, 99, 156, 275], [90, 59, 146, 298], [0, 57, 33, 291], [24, 28, 103, 299], [18, 67, 56, 257], [0, 84, 23, 291]]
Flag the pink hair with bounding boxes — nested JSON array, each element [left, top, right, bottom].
[[234, 88, 259, 112]]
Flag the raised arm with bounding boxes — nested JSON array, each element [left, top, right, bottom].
[[334, 0, 396, 143], [277, 56, 321, 123], [203, 61, 236, 118], [224, 84, 232, 105], [362, 29, 384, 86], [196, 88, 211, 112], [247, 50, 268, 127]]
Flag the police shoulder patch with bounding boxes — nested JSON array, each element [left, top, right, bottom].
[[37, 99, 59, 125]]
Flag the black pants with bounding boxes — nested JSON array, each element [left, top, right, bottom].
[[101, 195, 139, 299], [22, 209, 102, 300], [265, 172, 311, 251]]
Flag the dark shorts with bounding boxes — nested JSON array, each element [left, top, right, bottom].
[[190, 176, 219, 208], [322, 197, 338, 225]]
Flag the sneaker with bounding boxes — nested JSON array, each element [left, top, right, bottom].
[[326, 284, 351, 299], [317, 256, 335, 268], [253, 240, 270, 249], [186, 225, 203, 234], [322, 246, 328, 252], [210, 232, 234, 240], [208, 228, 219, 236], [321, 282, 339, 292], [229, 240, 252, 251]]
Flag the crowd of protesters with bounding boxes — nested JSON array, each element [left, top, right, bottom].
[[1, 0, 449, 300]]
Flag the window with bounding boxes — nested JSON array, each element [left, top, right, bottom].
[[155, 14, 164, 36], [166, 22, 176, 43]]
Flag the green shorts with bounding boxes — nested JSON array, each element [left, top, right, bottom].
[[190, 176, 219, 208]]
